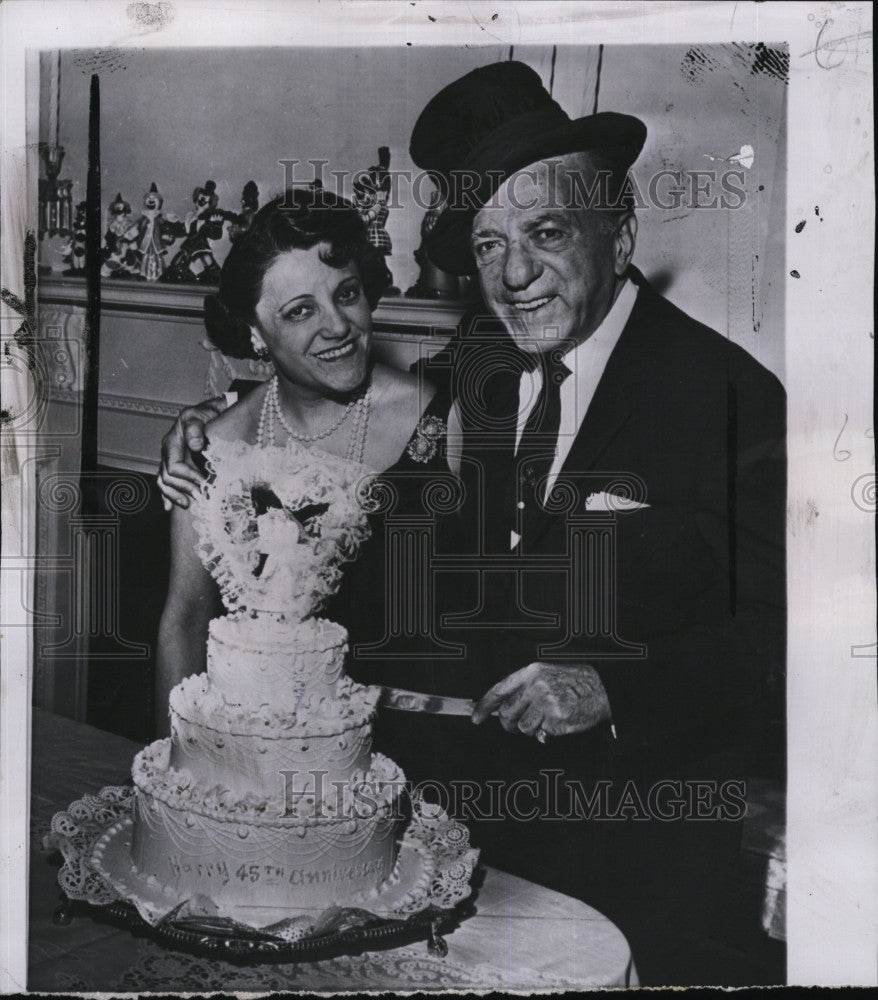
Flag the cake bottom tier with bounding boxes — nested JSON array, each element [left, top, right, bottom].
[[130, 739, 405, 915]]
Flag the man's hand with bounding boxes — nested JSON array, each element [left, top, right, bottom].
[[157, 396, 229, 511], [472, 662, 611, 737]]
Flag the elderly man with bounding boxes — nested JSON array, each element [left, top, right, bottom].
[[158, 63, 785, 984]]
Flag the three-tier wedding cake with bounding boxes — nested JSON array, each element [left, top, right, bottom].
[[127, 439, 406, 920]]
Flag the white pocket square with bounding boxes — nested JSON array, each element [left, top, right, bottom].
[[585, 491, 650, 512]]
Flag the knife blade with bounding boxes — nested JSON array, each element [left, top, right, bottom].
[[377, 686, 477, 716]]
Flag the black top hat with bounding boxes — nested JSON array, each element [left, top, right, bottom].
[[193, 180, 218, 206], [409, 61, 647, 275]]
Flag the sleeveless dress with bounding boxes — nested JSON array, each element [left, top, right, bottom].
[[318, 390, 497, 799], [323, 389, 456, 690]]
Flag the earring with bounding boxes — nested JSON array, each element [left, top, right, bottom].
[[250, 328, 269, 360]]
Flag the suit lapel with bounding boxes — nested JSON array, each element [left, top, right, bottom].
[[457, 337, 526, 553]]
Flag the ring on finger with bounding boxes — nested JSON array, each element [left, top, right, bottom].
[[535, 727, 549, 744]]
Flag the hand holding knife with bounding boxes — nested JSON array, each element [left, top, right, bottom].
[[377, 684, 558, 746]]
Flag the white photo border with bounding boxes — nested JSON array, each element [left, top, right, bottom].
[[1, 0, 874, 989]]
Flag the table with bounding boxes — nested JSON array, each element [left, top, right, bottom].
[[28, 709, 637, 991], [741, 778, 786, 942]]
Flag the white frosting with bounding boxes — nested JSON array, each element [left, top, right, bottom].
[[134, 739, 404, 822], [168, 672, 376, 798], [131, 745, 403, 913], [207, 613, 348, 710]]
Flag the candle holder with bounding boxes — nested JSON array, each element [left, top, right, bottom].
[[39, 143, 74, 273]]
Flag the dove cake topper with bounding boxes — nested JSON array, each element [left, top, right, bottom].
[[189, 438, 374, 620]]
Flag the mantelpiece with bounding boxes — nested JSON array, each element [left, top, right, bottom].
[[37, 276, 467, 474], [38, 276, 468, 330]]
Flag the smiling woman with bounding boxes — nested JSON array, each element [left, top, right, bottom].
[[253, 247, 372, 403], [153, 188, 445, 734], [203, 188, 388, 361]]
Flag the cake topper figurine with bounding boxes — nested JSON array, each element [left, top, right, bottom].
[[353, 147, 398, 297], [163, 180, 227, 284]]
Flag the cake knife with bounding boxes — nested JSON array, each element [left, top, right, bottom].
[[378, 686, 478, 716]]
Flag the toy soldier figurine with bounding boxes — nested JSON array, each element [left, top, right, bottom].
[[63, 200, 87, 274], [163, 180, 227, 284], [227, 180, 259, 244], [353, 147, 397, 296], [405, 189, 460, 299]]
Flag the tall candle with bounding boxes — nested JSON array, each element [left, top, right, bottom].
[[47, 51, 60, 148]]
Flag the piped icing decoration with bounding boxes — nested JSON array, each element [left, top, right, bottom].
[[133, 741, 405, 823], [170, 672, 379, 736], [206, 613, 350, 710]]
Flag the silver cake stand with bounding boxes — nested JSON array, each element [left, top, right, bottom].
[[45, 785, 480, 963]]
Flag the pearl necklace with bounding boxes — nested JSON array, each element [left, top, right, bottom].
[[256, 375, 372, 462], [271, 375, 358, 442], [346, 378, 372, 464]]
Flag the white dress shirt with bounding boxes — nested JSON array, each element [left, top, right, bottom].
[[514, 278, 638, 495], [439, 280, 637, 542], [508, 278, 637, 547]]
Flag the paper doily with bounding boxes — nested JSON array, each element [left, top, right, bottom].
[[45, 785, 480, 957]]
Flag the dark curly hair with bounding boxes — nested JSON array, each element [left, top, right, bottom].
[[204, 188, 388, 360]]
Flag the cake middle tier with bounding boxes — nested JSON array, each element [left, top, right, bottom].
[[169, 672, 379, 798]]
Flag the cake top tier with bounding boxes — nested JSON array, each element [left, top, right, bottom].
[[207, 612, 350, 708], [191, 438, 375, 619]]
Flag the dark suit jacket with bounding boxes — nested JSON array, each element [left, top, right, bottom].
[[430, 265, 785, 768], [343, 267, 786, 981]]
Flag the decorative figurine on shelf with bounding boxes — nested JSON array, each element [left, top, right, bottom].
[[227, 180, 259, 244], [353, 146, 398, 296], [100, 193, 134, 278], [405, 190, 461, 300], [162, 180, 227, 284], [38, 144, 74, 273], [115, 183, 186, 282], [63, 200, 87, 274]]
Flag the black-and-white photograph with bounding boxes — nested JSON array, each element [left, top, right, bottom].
[[1, 1, 874, 992]]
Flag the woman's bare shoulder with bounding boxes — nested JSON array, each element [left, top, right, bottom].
[[370, 362, 436, 415], [204, 382, 268, 444]]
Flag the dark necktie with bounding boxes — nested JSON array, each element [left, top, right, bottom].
[[513, 349, 572, 540]]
